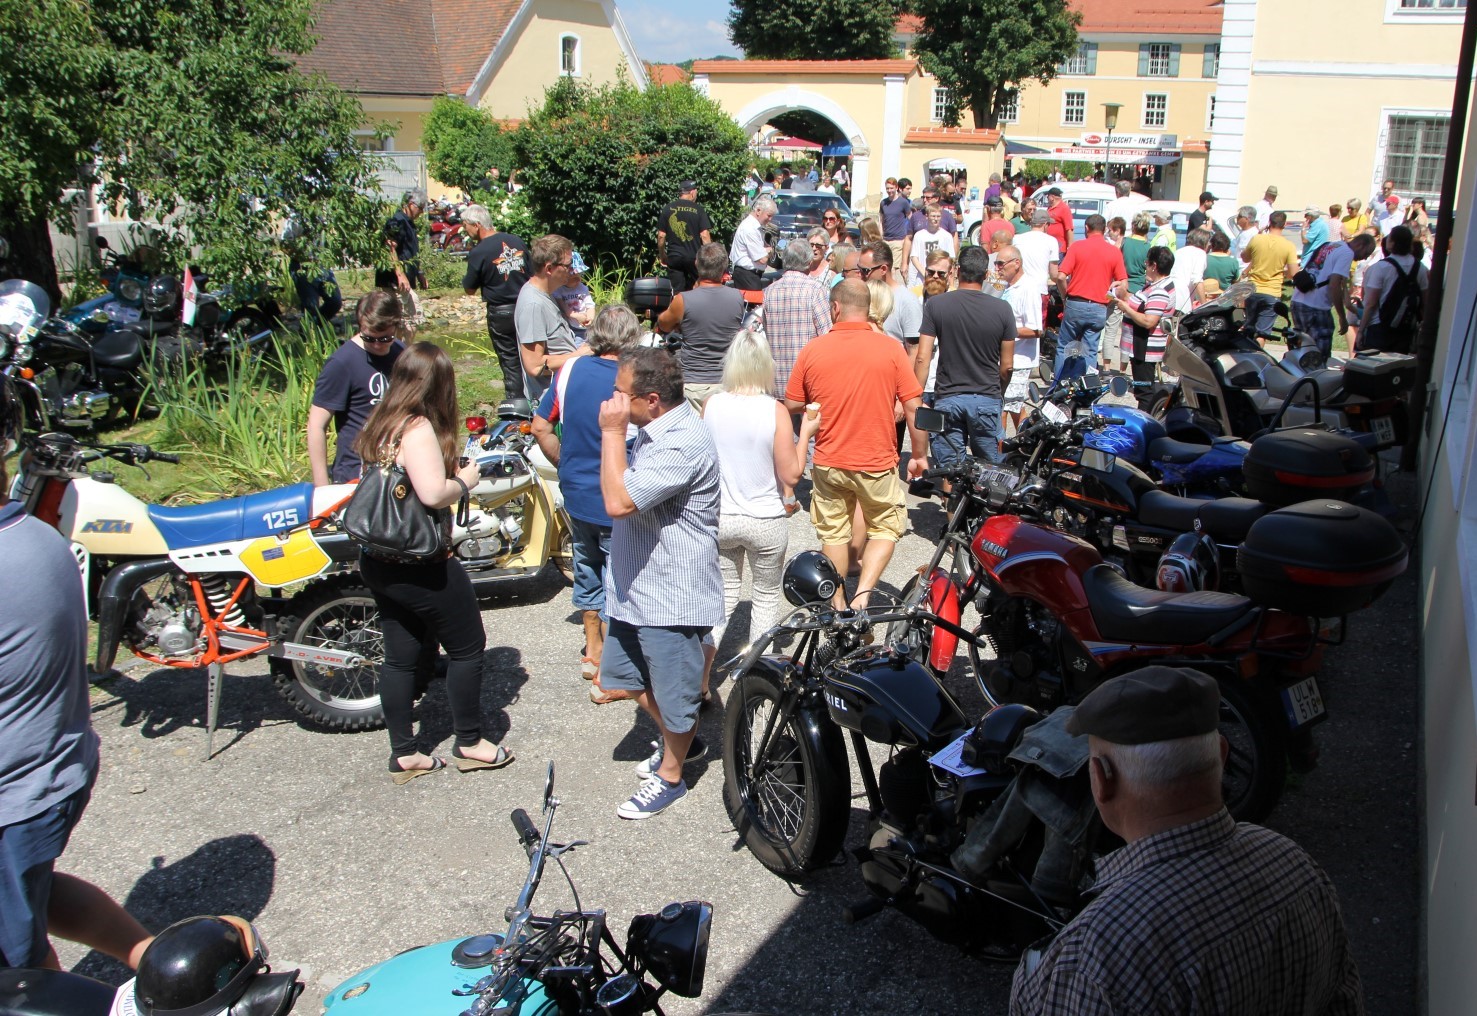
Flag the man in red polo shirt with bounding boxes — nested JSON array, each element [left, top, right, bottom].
[[1044, 187, 1073, 252], [1054, 213, 1126, 375], [786, 280, 928, 608]]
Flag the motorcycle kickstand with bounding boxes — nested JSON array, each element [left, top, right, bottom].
[[204, 662, 224, 761]]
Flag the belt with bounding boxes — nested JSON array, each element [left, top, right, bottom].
[[1066, 295, 1106, 304]]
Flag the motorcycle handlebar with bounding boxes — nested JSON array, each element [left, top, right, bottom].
[[511, 808, 540, 858]]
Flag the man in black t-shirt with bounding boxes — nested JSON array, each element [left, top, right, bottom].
[[915, 246, 1015, 468], [374, 188, 427, 292], [308, 293, 405, 485], [461, 203, 530, 400], [657, 181, 712, 293]]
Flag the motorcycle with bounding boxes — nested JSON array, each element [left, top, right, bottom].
[[891, 418, 1407, 822], [720, 557, 1107, 955], [428, 200, 473, 256], [323, 762, 718, 1015]]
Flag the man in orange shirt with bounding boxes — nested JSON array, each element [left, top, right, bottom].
[[786, 280, 928, 608]]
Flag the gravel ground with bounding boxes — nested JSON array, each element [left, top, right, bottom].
[[57, 466, 1419, 1016]]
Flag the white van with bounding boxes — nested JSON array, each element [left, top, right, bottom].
[[961, 182, 1116, 245]]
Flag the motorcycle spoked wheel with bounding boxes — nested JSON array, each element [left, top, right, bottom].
[[721, 666, 851, 878], [1214, 675, 1287, 823], [554, 525, 575, 585], [269, 575, 396, 731]]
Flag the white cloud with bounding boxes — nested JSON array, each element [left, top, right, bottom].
[[618, 1, 741, 64]]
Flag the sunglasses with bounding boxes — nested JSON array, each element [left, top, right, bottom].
[[822, 216, 839, 223], [925, 268, 951, 279], [810, 242, 827, 251], [362, 330, 396, 343], [859, 264, 888, 278]]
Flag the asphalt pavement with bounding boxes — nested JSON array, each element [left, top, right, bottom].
[[58, 468, 1419, 1016]]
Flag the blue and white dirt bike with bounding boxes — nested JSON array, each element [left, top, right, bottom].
[[323, 762, 725, 1016]]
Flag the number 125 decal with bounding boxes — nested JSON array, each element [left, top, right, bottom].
[[261, 509, 300, 529]]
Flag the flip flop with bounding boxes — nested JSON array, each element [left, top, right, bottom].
[[589, 677, 636, 705], [389, 756, 447, 785], [580, 656, 600, 682], [450, 745, 515, 772]]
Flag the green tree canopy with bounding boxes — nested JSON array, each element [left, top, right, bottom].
[[728, 0, 901, 60], [513, 79, 748, 267], [422, 97, 515, 196], [906, 0, 1080, 129], [0, 0, 389, 301]]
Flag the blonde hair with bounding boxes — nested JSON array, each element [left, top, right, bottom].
[[857, 215, 884, 244], [721, 326, 776, 394], [866, 277, 894, 327]]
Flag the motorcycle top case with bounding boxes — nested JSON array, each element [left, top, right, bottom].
[[625, 276, 674, 315], [1237, 499, 1407, 615], [824, 649, 966, 750], [1242, 429, 1374, 506], [1340, 352, 1418, 400]]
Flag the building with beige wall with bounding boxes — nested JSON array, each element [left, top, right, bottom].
[[299, 0, 646, 197], [1208, 0, 1462, 212]]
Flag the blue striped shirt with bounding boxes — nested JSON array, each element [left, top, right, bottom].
[[604, 402, 724, 628]]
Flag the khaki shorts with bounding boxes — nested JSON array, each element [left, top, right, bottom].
[[810, 465, 906, 544], [684, 382, 724, 414]]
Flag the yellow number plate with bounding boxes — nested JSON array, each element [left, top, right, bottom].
[[238, 530, 332, 585]]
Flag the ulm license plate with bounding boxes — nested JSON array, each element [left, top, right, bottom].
[[1372, 415, 1396, 446], [1281, 677, 1326, 729]]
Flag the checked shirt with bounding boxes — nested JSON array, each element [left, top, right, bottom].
[[1011, 809, 1365, 1015], [762, 270, 831, 398]]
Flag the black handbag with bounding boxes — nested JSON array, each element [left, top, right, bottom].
[[341, 433, 467, 563]]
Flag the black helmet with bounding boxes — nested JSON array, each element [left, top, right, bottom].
[[145, 276, 182, 320], [961, 703, 1042, 771], [495, 397, 533, 421], [782, 550, 841, 607], [132, 915, 300, 1016]]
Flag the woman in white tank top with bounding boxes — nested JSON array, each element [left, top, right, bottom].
[[702, 327, 818, 649]]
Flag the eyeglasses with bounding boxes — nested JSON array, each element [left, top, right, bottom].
[[842, 267, 862, 277], [996, 257, 1021, 266], [557, 260, 574, 269], [925, 268, 951, 279], [614, 386, 654, 399], [362, 331, 396, 343], [858, 264, 888, 278], [822, 216, 839, 223], [809, 242, 827, 251]]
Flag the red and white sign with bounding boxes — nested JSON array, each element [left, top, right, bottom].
[[1080, 131, 1167, 148], [1052, 146, 1182, 160]]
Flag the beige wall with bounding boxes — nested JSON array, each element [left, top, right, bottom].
[[479, 0, 634, 121], [1257, 0, 1460, 62], [359, 96, 431, 153], [710, 72, 889, 147]]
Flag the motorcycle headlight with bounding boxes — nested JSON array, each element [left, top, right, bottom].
[[116, 277, 144, 303], [625, 901, 712, 998]]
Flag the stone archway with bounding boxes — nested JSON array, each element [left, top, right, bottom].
[[732, 89, 872, 205]]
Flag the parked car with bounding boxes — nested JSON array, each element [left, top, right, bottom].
[[769, 191, 860, 251], [963, 183, 1116, 245]]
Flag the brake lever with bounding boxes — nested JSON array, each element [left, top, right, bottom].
[[543, 839, 588, 859]]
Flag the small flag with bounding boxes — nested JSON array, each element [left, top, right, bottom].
[[181, 266, 198, 326]]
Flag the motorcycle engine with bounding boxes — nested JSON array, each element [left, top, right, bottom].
[[127, 578, 202, 658], [978, 596, 1063, 709], [457, 502, 525, 564]]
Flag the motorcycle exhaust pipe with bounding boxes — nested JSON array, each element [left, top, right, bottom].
[[94, 558, 178, 675]]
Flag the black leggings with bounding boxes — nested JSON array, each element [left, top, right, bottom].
[[1130, 359, 1158, 383], [360, 553, 487, 757]]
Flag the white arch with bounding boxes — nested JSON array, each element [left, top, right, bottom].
[[729, 88, 872, 206]]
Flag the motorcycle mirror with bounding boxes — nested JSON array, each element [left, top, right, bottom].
[[543, 760, 555, 813], [95, 236, 110, 250], [913, 406, 945, 434], [1028, 382, 1042, 403], [1109, 375, 1130, 398]]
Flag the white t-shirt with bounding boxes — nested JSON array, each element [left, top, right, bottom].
[[1170, 245, 1207, 313], [1254, 200, 1274, 230], [1001, 279, 1043, 367], [883, 284, 924, 343], [729, 214, 768, 269], [1291, 242, 1356, 312], [909, 228, 956, 283], [1235, 225, 1260, 259], [702, 392, 786, 518], [1374, 209, 1404, 236], [1014, 230, 1061, 296], [1362, 254, 1428, 327]]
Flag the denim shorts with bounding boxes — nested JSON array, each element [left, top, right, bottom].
[[569, 517, 611, 614], [0, 779, 94, 967], [600, 619, 708, 734], [930, 392, 1004, 467]]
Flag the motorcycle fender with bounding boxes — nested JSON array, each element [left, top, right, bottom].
[[924, 569, 961, 672], [323, 937, 554, 1015], [744, 656, 849, 771], [95, 558, 178, 674]]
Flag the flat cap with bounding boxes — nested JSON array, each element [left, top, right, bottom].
[[1031, 208, 1051, 226], [1065, 666, 1221, 744]]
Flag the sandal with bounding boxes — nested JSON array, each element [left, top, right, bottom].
[[451, 745, 515, 772], [389, 756, 447, 785], [580, 655, 600, 682], [589, 677, 635, 705]]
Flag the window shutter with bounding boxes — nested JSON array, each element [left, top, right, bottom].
[[1202, 45, 1216, 78], [1138, 44, 1150, 77], [1168, 43, 1182, 77], [1087, 43, 1098, 75]]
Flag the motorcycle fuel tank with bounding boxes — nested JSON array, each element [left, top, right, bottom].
[[59, 476, 167, 555], [323, 937, 555, 1016], [823, 649, 966, 750]]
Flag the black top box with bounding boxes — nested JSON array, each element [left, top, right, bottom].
[[1243, 429, 1374, 506], [1238, 499, 1407, 615]]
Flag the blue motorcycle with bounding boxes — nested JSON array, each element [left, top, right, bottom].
[[322, 763, 720, 1016]]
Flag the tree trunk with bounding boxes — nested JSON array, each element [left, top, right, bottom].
[[0, 203, 62, 309]]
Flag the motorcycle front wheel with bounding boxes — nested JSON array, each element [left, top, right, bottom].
[[722, 666, 851, 878], [270, 576, 387, 730], [1215, 675, 1287, 823]]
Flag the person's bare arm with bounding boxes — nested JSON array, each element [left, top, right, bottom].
[[901, 396, 928, 479], [464, 285, 479, 297], [1048, 261, 1060, 284], [901, 233, 914, 275], [999, 338, 1015, 385], [519, 340, 547, 379], [531, 413, 561, 466], [655, 293, 685, 334], [307, 404, 335, 487], [401, 419, 480, 508], [656, 229, 668, 265], [775, 401, 815, 489], [700, 229, 712, 245], [783, 397, 806, 413], [598, 393, 638, 518], [913, 334, 936, 390], [1328, 275, 1350, 332]]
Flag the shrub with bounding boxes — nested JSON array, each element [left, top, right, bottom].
[[513, 79, 749, 265], [423, 96, 515, 195]]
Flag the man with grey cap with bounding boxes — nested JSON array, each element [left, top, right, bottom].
[[1011, 666, 1364, 1015], [657, 181, 712, 294]]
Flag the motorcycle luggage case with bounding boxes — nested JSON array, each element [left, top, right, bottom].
[[625, 276, 673, 315], [1341, 352, 1418, 400], [1237, 500, 1407, 615], [1242, 429, 1374, 506]]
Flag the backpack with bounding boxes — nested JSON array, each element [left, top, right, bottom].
[[1292, 243, 1335, 294], [1379, 257, 1424, 334]]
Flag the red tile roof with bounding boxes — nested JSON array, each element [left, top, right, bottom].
[[433, 0, 521, 94], [904, 126, 1003, 147], [691, 59, 918, 76], [647, 63, 690, 86], [896, 0, 1219, 38]]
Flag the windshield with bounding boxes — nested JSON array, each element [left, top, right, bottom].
[[775, 194, 851, 218]]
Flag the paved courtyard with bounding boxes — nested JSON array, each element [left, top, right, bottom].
[[58, 478, 1419, 1015]]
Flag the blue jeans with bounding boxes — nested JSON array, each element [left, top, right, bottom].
[[1055, 298, 1109, 374], [931, 393, 1003, 467], [569, 517, 611, 614], [0, 777, 94, 967], [1244, 293, 1279, 340]]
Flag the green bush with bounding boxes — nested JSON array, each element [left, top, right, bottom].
[[423, 96, 515, 195], [419, 244, 467, 292], [513, 79, 749, 266]]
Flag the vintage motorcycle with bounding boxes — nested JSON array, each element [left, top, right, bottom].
[[323, 763, 718, 1016]]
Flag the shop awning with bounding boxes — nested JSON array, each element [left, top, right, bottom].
[[822, 140, 852, 157], [1004, 140, 1050, 155], [768, 136, 823, 150], [925, 157, 968, 171]]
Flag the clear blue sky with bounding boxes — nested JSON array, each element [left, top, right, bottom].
[[618, 0, 741, 64]]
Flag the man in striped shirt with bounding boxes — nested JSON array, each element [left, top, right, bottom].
[[598, 347, 723, 820]]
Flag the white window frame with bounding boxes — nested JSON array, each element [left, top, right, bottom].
[[353, 129, 393, 152], [559, 33, 582, 77], [1062, 90, 1087, 126], [1386, 0, 1467, 23], [1060, 42, 1097, 76], [997, 89, 1019, 124], [1142, 92, 1169, 129], [1374, 106, 1451, 206], [1145, 43, 1174, 77], [1206, 94, 1217, 131], [1203, 43, 1221, 79], [932, 86, 950, 123]]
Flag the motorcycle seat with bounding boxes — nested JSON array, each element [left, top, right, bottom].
[[1138, 490, 1270, 543], [90, 327, 144, 370], [1082, 563, 1255, 645], [1146, 435, 1212, 464], [149, 482, 315, 549], [1262, 368, 1345, 402]]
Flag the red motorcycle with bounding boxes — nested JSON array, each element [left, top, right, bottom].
[[897, 439, 1407, 821], [428, 201, 472, 255]]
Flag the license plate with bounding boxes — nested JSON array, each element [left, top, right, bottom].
[[1372, 415, 1395, 446], [1280, 677, 1326, 729]]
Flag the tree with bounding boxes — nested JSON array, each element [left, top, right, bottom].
[[422, 97, 515, 195], [0, 0, 389, 304], [906, 0, 1080, 130], [514, 78, 748, 267], [728, 0, 901, 60]]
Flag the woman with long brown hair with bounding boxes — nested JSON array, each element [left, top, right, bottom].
[[354, 342, 514, 783]]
